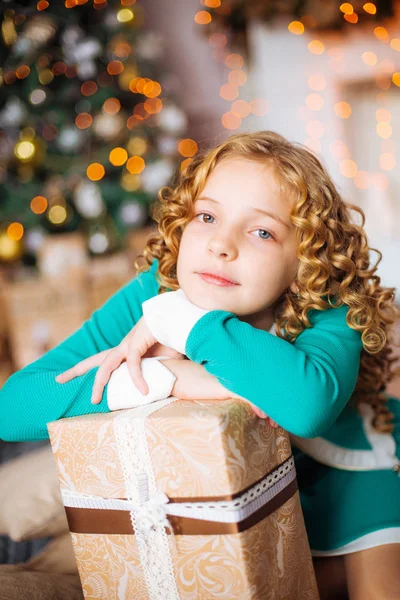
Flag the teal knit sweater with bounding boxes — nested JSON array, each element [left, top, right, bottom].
[[0, 260, 363, 442]]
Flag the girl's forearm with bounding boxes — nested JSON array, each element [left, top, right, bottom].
[[159, 358, 243, 401]]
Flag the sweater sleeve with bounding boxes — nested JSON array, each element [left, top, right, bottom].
[[0, 261, 160, 442], [185, 305, 363, 438]]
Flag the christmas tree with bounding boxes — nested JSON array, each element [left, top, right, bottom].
[[0, 0, 192, 266]]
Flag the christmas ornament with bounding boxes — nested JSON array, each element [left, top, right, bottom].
[[57, 126, 86, 153], [24, 228, 46, 254], [118, 199, 147, 228], [62, 26, 102, 80], [156, 104, 187, 135], [93, 112, 125, 141], [24, 14, 56, 47], [141, 159, 174, 194], [157, 135, 178, 156], [136, 32, 164, 60], [73, 181, 105, 219], [0, 97, 27, 128]]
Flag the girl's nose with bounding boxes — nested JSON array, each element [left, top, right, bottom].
[[207, 234, 238, 260]]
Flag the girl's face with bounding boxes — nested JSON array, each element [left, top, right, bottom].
[[177, 157, 299, 329]]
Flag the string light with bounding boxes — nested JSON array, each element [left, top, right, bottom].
[[16, 65, 30, 79], [362, 51, 377, 65], [31, 196, 48, 214], [392, 73, 400, 86], [390, 39, 400, 51], [374, 27, 389, 42], [109, 147, 128, 166], [87, 163, 105, 181], [7, 222, 24, 241], [308, 40, 325, 55], [107, 61, 124, 75], [14, 141, 35, 161], [363, 3, 377, 15], [340, 159, 358, 178], [117, 8, 134, 22], [340, 3, 354, 14], [344, 12, 358, 24], [306, 94, 324, 111], [221, 112, 241, 130], [220, 83, 238, 101], [194, 11, 212, 25], [178, 139, 198, 157], [228, 70, 247, 86], [308, 74, 327, 91], [380, 153, 396, 171], [126, 156, 145, 174], [231, 100, 250, 118], [288, 21, 304, 35], [334, 101, 352, 118], [75, 113, 92, 129], [225, 54, 244, 69], [48, 205, 67, 224]]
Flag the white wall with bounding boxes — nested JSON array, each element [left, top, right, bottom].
[[245, 19, 400, 296]]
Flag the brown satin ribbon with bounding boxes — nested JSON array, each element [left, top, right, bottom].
[[121, 454, 293, 503], [65, 478, 298, 536]]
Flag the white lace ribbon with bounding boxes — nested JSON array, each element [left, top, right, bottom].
[[112, 396, 180, 600]]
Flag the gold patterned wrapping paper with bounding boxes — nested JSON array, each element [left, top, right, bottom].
[[48, 398, 319, 600]]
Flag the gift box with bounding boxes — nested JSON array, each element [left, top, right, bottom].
[[2, 277, 90, 370], [48, 398, 318, 600]]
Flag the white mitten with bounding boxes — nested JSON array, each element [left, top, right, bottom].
[[107, 356, 176, 411], [142, 288, 210, 355]]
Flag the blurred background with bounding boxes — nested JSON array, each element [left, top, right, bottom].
[[1, 0, 400, 379], [0, 0, 400, 577]]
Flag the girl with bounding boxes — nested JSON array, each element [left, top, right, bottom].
[[1, 130, 400, 599]]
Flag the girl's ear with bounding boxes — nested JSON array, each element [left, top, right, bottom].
[[289, 282, 300, 295]]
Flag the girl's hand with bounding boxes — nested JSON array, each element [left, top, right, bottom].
[[55, 318, 183, 404]]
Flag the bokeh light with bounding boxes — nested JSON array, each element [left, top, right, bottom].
[[194, 11, 212, 25], [7, 222, 24, 241], [109, 147, 128, 166], [31, 196, 48, 214], [87, 163, 105, 181], [306, 94, 323, 111], [308, 74, 327, 91], [126, 156, 145, 174], [178, 138, 198, 157], [103, 98, 121, 114], [288, 21, 304, 35], [308, 40, 325, 55], [334, 101, 352, 118], [221, 112, 241, 129], [220, 83, 238, 101], [225, 54, 244, 69]]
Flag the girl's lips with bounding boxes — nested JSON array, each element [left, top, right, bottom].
[[198, 273, 239, 287]]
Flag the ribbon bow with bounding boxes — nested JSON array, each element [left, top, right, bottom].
[[135, 491, 173, 537]]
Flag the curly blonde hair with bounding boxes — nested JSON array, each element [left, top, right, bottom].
[[135, 130, 400, 433]]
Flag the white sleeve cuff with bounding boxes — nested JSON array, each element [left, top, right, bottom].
[[141, 289, 210, 355], [106, 357, 176, 411]]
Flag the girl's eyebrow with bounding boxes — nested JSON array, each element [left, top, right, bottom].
[[197, 195, 290, 229]]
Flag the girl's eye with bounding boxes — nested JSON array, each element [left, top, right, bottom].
[[252, 229, 273, 241], [196, 212, 215, 224]]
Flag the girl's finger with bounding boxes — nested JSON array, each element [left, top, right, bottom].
[[56, 351, 111, 383], [91, 347, 125, 404], [251, 404, 268, 419], [126, 346, 149, 395]]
